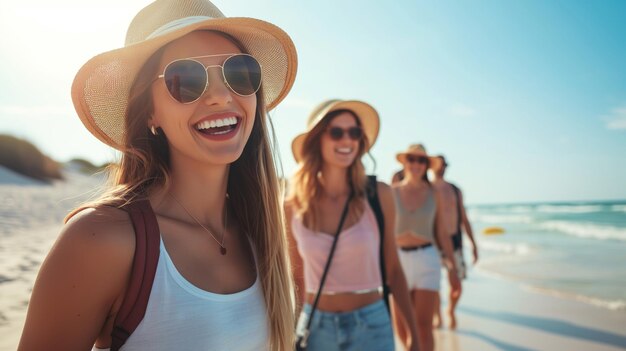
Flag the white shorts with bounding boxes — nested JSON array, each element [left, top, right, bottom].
[[398, 245, 442, 292]]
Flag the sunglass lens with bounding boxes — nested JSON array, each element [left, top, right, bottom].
[[328, 127, 344, 140], [348, 127, 363, 140], [164, 60, 207, 103], [407, 155, 427, 164], [223, 55, 262, 96]]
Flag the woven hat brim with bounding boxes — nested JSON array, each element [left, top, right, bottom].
[[291, 100, 379, 163], [72, 17, 297, 150]]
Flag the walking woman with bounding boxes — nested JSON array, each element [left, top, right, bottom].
[[391, 144, 461, 351], [18, 0, 297, 350], [286, 100, 419, 351]]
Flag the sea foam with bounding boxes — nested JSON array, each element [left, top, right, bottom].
[[540, 221, 626, 242]]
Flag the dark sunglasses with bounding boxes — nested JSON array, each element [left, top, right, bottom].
[[327, 126, 364, 141], [406, 155, 428, 164], [156, 53, 262, 104]]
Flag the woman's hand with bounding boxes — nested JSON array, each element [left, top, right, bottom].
[[407, 337, 420, 351], [448, 269, 461, 298], [472, 245, 479, 264]]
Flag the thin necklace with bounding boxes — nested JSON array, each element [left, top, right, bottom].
[[169, 192, 228, 255]]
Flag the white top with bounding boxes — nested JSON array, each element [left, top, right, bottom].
[[93, 238, 269, 351]]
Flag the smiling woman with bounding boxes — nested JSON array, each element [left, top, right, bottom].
[[286, 100, 420, 351], [16, 0, 298, 350]]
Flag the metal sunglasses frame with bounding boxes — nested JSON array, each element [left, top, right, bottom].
[[156, 53, 263, 104]]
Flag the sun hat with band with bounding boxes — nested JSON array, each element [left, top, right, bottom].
[[71, 0, 298, 150], [291, 99, 379, 163], [396, 144, 438, 165]]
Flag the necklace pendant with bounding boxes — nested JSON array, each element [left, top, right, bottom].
[[220, 246, 227, 255]]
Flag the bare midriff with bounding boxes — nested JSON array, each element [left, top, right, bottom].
[[395, 231, 432, 247], [306, 290, 382, 312]]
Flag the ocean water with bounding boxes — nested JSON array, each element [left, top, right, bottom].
[[468, 200, 626, 312]]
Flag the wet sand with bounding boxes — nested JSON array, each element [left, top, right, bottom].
[[396, 270, 626, 351]]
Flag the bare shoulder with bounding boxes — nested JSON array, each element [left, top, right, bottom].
[[451, 183, 464, 196], [45, 205, 137, 302], [50, 206, 137, 289], [376, 180, 392, 196], [60, 206, 135, 257], [390, 180, 401, 190], [19, 206, 137, 349]]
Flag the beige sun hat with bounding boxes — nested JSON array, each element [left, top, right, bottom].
[[291, 99, 379, 163], [396, 144, 438, 165], [71, 0, 298, 150]]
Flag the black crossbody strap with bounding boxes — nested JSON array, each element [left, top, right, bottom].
[[366, 175, 391, 315], [298, 193, 353, 349]]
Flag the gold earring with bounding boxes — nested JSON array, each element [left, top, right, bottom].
[[150, 126, 158, 135]]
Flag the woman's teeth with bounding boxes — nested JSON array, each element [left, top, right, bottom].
[[336, 147, 353, 155], [194, 117, 239, 135], [195, 117, 238, 130]]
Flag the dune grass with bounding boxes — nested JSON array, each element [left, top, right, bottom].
[[0, 134, 63, 182]]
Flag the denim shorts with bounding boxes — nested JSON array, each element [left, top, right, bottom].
[[296, 299, 394, 351]]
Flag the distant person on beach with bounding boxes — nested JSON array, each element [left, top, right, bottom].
[[391, 144, 460, 351], [431, 155, 478, 329], [18, 0, 297, 350], [286, 100, 419, 351]]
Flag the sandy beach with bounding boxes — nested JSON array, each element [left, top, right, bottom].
[[428, 270, 626, 351], [1, 167, 625, 351], [0, 166, 103, 350]]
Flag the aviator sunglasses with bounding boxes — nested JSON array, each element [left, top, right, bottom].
[[326, 126, 364, 141], [406, 155, 428, 164], [156, 53, 262, 104]]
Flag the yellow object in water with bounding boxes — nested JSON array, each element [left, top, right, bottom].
[[483, 226, 505, 235]]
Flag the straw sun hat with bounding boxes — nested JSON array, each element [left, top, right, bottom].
[[396, 144, 438, 166], [71, 0, 298, 150], [291, 100, 379, 163]]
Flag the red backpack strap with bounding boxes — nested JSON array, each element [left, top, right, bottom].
[[110, 198, 160, 351]]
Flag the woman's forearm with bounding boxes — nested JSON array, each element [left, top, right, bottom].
[[389, 268, 418, 337]]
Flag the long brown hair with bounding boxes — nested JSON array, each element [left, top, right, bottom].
[[288, 109, 369, 230], [66, 31, 295, 350]]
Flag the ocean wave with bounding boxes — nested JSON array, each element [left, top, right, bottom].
[[479, 241, 531, 255], [471, 203, 614, 217], [540, 221, 626, 242], [508, 206, 534, 213], [472, 214, 534, 224], [535, 205, 604, 214], [611, 205, 626, 213]]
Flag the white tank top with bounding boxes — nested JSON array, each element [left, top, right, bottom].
[[94, 238, 269, 351]]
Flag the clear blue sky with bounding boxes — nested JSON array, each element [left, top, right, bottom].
[[1, 0, 625, 204]]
